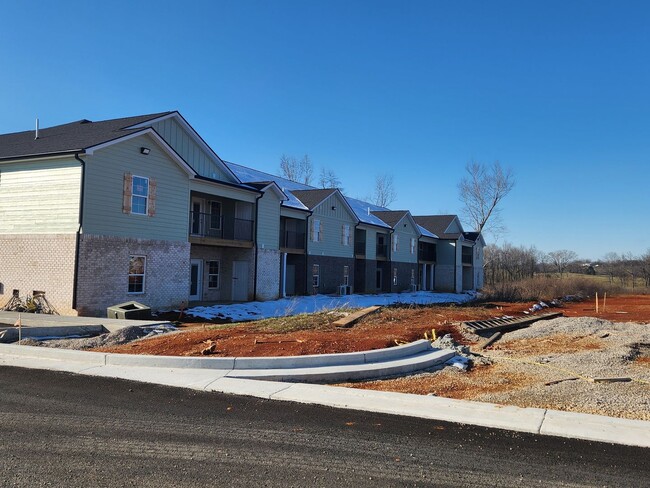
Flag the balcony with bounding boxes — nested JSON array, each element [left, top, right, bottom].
[[354, 241, 366, 256], [280, 230, 305, 251], [189, 212, 253, 243], [419, 243, 436, 262], [462, 253, 473, 265]]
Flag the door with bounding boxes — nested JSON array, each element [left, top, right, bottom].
[[285, 264, 296, 296], [375, 268, 383, 291], [189, 259, 203, 301], [232, 260, 249, 301], [191, 198, 203, 235]]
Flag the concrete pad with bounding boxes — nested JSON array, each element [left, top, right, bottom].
[[0, 354, 101, 374], [203, 376, 293, 399], [540, 409, 650, 448], [271, 383, 547, 434]]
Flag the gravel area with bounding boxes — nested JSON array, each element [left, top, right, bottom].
[[342, 317, 650, 421]]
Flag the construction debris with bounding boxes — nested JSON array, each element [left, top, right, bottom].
[[478, 332, 502, 350], [201, 340, 217, 355], [333, 306, 381, 328], [590, 377, 632, 383], [1, 291, 59, 315], [545, 377, 580, 386], [462, 312, 563, 334]]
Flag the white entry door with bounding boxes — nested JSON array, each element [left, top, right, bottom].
[[232, 260, 249, 301], [190, 259, 203, 301]]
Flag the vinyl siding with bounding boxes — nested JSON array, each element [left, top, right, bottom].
[[0, 158, 81, 234], [151, 118, 234, 181], [256, 189, 281, 250], [307, 193, 356, 258], [190, 179, 258, 203], [82, 134, 190, 241], [390, 216, 419, 264]]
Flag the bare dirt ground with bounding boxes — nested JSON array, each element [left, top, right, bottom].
[[90, 294, 650, 420]]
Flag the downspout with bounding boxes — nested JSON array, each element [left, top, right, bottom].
[[71, 153, 86, 311], [252, 191, 264, 300]]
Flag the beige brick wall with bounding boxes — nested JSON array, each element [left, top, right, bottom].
[[75, 234, 190, 316], [256, 249, 280, 300], [0, 234, 78, 315]]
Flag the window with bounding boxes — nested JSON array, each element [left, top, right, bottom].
[[343, 265, 349, 286], [392, 234, 399, 252], [128, 256, 146, 294], [392, 267, 398, 286], [312, 264, 320, 288], [131, 176, 149, 215], [311, 219, 322, 242], [209, 201, 222, 230], [410, 238, 416, 254], [208, 260, 220, 288], [341, 224, 350, 246]]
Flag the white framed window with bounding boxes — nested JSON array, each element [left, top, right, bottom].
[[131, 176, 149, 215], [209, 201, 222, 230], [392, 267, 398, 286], [312, 264, 320, 288], [341, 224, 351, 246], [128, 255, 146, 294], [311, 219, 322, 242], [208, 260, 220, 288], [343, 265, 349, 286], [410, 237, 416, 254], [392, 234, 399, 252]]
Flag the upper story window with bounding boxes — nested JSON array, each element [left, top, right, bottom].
[[131, 176, 149, 215], [311, 219, 322, 242], [123, 173, 156, 217], [341, 224, 350, 246]]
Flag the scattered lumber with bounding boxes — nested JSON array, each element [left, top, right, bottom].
[[462, 312, 563, 334], [590, 377, 632, 383], [333, 306, 381, 328], [545, 377, 579, 386], [479, 332, 502, 350]]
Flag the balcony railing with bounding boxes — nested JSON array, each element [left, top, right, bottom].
[[354, 241, 366, 256], [376, 243, 388, 258], [280, 230, 305, 250], [190, 212, 253, 241]]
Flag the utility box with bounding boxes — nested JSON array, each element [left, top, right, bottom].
[[106, 301, 151, 320]]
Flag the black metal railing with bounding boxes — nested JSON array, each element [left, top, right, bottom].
[[354, 241, 366, 256], [189, 212, 253, 241], [280, 231, 305, 249]]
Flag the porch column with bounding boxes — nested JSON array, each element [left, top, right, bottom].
[[281, 252, 287, 298]]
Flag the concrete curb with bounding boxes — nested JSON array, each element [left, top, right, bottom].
[[1, 347, 649, 448]]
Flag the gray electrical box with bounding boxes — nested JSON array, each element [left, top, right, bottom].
[[106, 301, 151, 320]]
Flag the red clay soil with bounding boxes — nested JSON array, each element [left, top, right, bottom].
[[95, 294, 650, 358]]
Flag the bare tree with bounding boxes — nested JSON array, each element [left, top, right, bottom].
[[279, 154, 313, 185], [547, 250, 578, 277], [318, 167, 342, 190], [458, 160, 515, 237], [372, 173, 397, 208]]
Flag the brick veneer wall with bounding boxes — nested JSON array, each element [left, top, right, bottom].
[[0, 234, 78, 315], [390, 261, 418, 293], [306, 256, 355, 295], [75, 234, 190, 316], [256, 248, 280, 300]]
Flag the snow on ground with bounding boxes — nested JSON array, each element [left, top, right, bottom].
[[184, 291, 476, 322]]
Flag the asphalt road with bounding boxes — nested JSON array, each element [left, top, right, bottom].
[[0, 366, 647, 487]]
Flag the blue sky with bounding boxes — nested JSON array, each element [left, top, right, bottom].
[[1, 0, 648, 259]]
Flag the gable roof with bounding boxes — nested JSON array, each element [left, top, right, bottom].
[[371, 210, 409, 228], [414, 215, 463, 240], [291, 188, 338, 210], [0, 112, 172, 160], [463, 231, 486, 246]]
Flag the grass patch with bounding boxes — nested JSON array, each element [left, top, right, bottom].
[[248, 309, 351, 334]]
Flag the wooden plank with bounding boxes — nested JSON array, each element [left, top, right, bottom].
[[590, 377, 632, 383], [333, 306, 381, 328], [479, 332, 502, 350]]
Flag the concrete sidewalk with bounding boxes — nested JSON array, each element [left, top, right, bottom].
[[0, 343, 648, 448]]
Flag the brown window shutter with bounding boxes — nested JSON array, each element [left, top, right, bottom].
[[123, 172, 133, 214], [148, 178, 157, 217]]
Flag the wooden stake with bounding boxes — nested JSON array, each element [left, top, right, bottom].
[[596, 292, 599, 314], [603, 292, 607, 312]]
